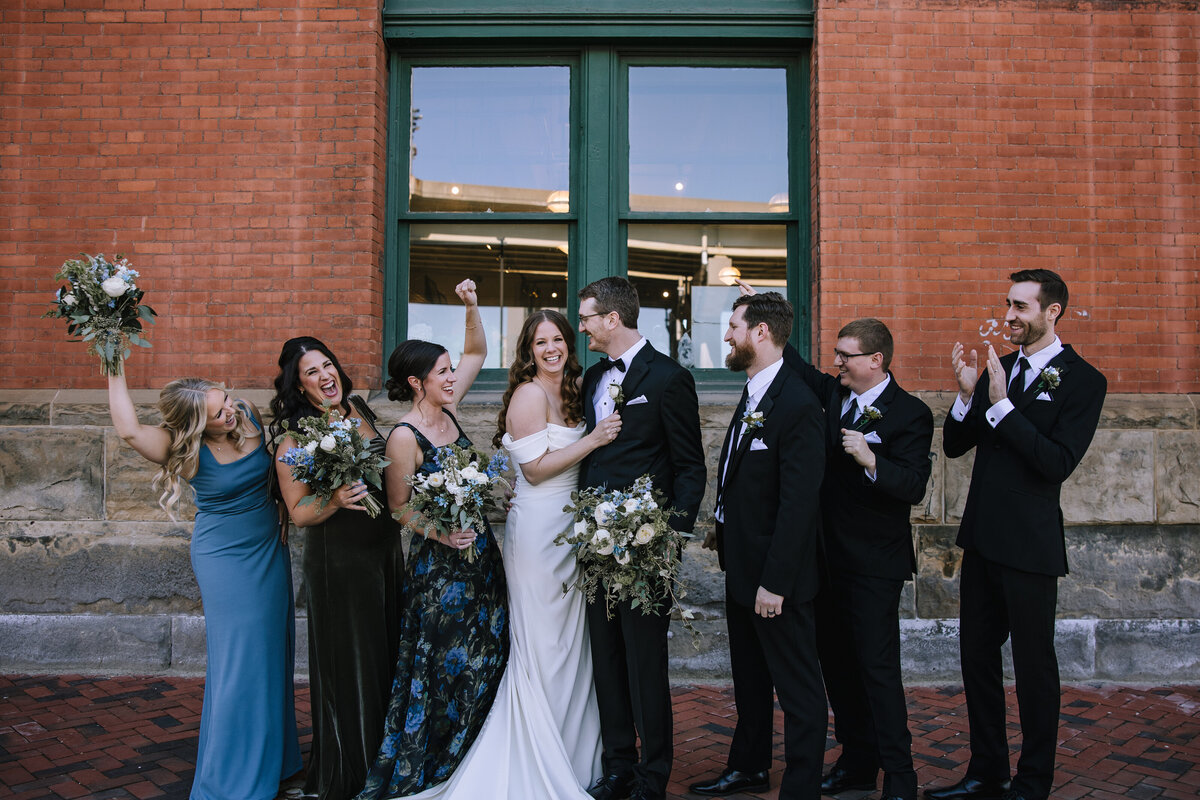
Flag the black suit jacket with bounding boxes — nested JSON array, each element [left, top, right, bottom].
[[716, 363, 825, 607], [581, 343, 706, 533], [943, 344, 1106, 577], [783, 346, 934, 581]]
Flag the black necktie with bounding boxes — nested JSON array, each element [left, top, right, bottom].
[[600, 357, 626, 373], [839, 399, 857, 429], [1009, 356, 1030, 400], [717, 385, 750, 515]]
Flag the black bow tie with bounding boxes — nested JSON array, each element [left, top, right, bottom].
[[600, 358, 626, 373]]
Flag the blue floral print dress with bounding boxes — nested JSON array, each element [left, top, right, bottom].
[[355, 411, 509, 798]]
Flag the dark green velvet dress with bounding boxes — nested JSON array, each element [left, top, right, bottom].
[[301, 400, 406, 800]]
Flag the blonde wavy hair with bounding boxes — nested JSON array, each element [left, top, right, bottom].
[[154, 378, 258, 518]]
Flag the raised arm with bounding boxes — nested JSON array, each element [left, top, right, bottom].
[[108, 372, 171, 465], [448, 279, 486, 403], [505, 382, 620, 485], [275, 433, 368, 527]]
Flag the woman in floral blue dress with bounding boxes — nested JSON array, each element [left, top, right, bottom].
[[356, 279, 509, 799]]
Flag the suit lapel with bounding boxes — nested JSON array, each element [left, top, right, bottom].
[[725, 368, 787, 487], [619, 344, 654, 401], [582, 363, 601, 432], [852, 375, 895, 434]]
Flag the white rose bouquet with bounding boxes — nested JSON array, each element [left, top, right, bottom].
[[555, 476, 696, 636], [44, 253, 157, 376], [403, 443, 511, 562], [274, 405, 390, 518]]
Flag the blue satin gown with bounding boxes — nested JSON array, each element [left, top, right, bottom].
[[189, 418, 302, 800]]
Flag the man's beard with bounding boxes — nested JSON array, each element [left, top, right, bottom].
[[1011, 315, 1047, 346], [726, 341, 753, 372]]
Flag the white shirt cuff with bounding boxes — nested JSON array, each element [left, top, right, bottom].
[[864, 467, 877, 482], [950, 395, 972, 421], [986, 398, 1015, 428]]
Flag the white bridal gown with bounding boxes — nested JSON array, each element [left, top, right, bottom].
[[402, 423, 602, 799]]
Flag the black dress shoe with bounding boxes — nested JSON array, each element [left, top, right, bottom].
[[923, 777, 1012, 800], [821, 764, 877, 794], [629, 779, 665, 800], [999, 791, 1038, 800], [588, 772, 634, 800], [689, 768, 770, 796]]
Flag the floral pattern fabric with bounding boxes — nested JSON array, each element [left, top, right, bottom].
[[355, 412, 509, 798]]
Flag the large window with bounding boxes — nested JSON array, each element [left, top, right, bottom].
[[383, 4, 814, 380]]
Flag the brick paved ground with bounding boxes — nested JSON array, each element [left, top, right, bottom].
[[1, 676, 1197, 799]]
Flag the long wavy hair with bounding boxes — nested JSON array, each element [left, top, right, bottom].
[[154, 378, 256, 519], [268, 336, 355, 442], [493, 309, 583, 447]]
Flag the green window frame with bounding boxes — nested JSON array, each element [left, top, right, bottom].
[[382, 2, 815, 386]]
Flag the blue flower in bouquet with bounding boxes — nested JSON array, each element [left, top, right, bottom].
[[279, 447, 315, 477], [485, 450, 510, 479]]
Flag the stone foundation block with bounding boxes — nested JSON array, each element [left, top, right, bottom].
[[0, 614, 172, 673]]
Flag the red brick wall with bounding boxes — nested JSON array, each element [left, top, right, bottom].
[[1, 0, 389, 389], [814, 0, 1200, 392]]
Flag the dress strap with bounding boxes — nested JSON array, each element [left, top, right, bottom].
[[441, 408, 468, 439], [349, 394, 382, 439]]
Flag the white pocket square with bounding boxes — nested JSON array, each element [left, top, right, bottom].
[[749, 438, 768, 451], [864, 431, 882, 444], [625, 394, 648, 405], [1036, 392, 1053, 401]]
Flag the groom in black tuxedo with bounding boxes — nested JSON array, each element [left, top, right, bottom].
[[782, 319, 933, 800], [926, 270, 1106, 800], [577, 277, 706, 800], [691, 292, 827, 800]]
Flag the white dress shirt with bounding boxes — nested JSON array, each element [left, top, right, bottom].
[[593, 337, 647, 422]]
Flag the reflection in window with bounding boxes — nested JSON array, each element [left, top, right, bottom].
[[629, 67, 788, 213], [408, 224, 568, 368], [627, 224, 786, 368], [410, 67, 570, 213]]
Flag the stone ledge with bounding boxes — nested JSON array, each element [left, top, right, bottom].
[[4, 614, 1196, 682]]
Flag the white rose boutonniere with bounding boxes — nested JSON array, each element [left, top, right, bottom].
[[854, 404, 883, 430], [607, 382, 625, 408], [1036, 366, 1062, 394]]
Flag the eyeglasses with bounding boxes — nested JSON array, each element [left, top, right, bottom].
[[577, 311, 610, 323], [833, 350, 874, 362]]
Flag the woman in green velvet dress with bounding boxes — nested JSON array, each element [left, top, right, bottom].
[[270, 337, 406, 800]]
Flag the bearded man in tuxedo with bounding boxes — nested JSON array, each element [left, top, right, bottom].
[[578, 276, 706, 800], [691, 291, 827, 800], [926, 269, 1106, 800]]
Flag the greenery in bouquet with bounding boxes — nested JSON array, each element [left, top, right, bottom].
[[555, 476, 697, 640], [45, 253, 156, 376], [402, 443, 511, 562], [274, 405, 391, 518]]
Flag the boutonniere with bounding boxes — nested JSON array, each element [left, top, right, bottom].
[[855, 404, 883, 430], [1035, 366, 1062, 394], [607, 382, 625, 408], [741, 410, 764, 430]]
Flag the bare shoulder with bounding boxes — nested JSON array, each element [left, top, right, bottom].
[[509, 381, 549, 411]]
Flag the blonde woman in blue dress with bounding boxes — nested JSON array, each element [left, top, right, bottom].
[[105, 367, 301, 800]]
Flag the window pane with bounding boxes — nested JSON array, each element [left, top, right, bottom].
[[627, 224, 787, 368], [628, 67, 788, 213], [408, 224, 569, 368], [410, 67, 570, 213]]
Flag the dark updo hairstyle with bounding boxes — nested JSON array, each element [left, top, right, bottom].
[[493, 309, 583, 447], [386, 340, 450, 403], [268, 336, 355, 442]]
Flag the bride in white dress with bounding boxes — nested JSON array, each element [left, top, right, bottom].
[[399, 309, 622, 799]]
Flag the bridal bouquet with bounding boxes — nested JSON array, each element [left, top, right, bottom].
[[402, 443, 511, 562], [275, 405, 390, 518], [44, 253, 157, 376], [555, 476, 696, 633]]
